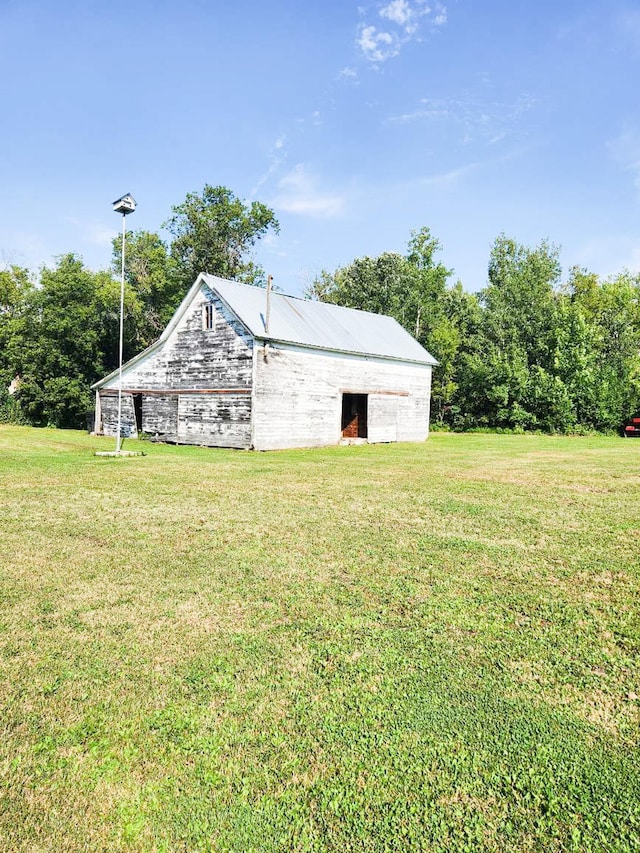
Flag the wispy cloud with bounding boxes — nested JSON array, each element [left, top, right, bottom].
[[338, 65, 359, 83], [66, 217, 114, 248], [418, 162, 480, 187], [251, 134, 288, 196], [261, 232, 288, 258], [575, 233, 640, 277], [381, 0, 415, 29], [607, 126, 640, 190], [357, 1, 447, 64], [387, 91, 537, 147], [86, 224, 115, 247], [0, 233, 48, 270], [357, 24, 399, 62], [273, 165, 345, 218]]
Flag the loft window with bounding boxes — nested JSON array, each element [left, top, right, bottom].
[[203, 303, 215, 330]]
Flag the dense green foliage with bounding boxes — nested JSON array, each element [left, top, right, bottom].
[[165, 183, 280, 290], [111, 229, 180, 350], [312, 233, 640, 433], [1, 190, 638, 432], [0, 266, 32, 424], [0, 257, 122, 428]]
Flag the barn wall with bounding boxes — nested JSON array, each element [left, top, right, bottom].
[[368, 394, 398, 443], [97, 286, 254, 447], [252, 343, 432, 451], [177, 393, 252, 448], [142, 394, 178, 436], [99, 393, 137, 439]]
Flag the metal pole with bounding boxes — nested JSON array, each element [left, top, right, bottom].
[[115, 213, 126, 453], [263, 274, 273, 362], [265, 274, 273, 335]]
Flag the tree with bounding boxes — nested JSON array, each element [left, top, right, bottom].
[[0, 266, 32, 422], [308, 227, 451, 339], [307, 251, 415, 317], [164, 184, 279, 293], [439, 282, 483, 429], [566, 267, 640, 430], [112, 230, 179, 349], [484, 235, 561, 373], [9, 255, 123, 428], [306, 228, 458, 422], [0, 266, 32, 363], [469, 236, 567, 429]]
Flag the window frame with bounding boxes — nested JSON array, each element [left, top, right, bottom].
[[203, 302, 215, 331]]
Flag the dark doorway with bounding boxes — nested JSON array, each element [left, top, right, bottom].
[[341, 394, 368, 438], [133, 394, 143, 434]]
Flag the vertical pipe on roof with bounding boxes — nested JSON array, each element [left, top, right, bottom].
[[264, 274, 273, 362], [265, 274, 273, 335]]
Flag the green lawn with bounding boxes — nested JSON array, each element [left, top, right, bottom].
[[0, 426, 638, 852]]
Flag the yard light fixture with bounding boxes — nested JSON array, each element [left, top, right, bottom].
[[113, 193, 136, 454]]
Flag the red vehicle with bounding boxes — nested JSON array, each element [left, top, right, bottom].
[[623, 416, 640, 437]]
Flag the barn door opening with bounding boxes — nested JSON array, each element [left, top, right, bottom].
[[133, 394, 143, 434], [341, 394, 368, 438]]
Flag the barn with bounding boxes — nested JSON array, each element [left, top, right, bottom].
[[92, 274, 438, 451]]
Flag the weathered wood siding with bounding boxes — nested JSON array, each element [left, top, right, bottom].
[[177, 393, 252, 448], [142, 394, 178, 436], [98, 285, 253, 447], [99, 393, 137, 438], [368, 394, 399, 443], [252, 343, 432, 451]]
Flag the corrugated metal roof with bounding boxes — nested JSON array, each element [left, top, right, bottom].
[[204, 275, 437, 365]]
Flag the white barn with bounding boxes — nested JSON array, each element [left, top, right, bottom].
[[92, 274, 438, 451]]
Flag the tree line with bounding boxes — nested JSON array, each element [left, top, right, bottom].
[[310, 230, 640, 433], [1, 183, 638, 433]]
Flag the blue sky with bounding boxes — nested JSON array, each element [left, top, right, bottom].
[[1, 0, 639, 295]]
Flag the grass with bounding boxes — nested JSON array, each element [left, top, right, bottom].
[[0, 426, 638, 852]]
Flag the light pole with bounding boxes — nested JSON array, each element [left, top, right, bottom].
[[112, 193, 136, 454]]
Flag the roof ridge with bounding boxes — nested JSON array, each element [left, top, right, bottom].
[[203, 274, 411, 322], [205, 275, 438, 366]]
